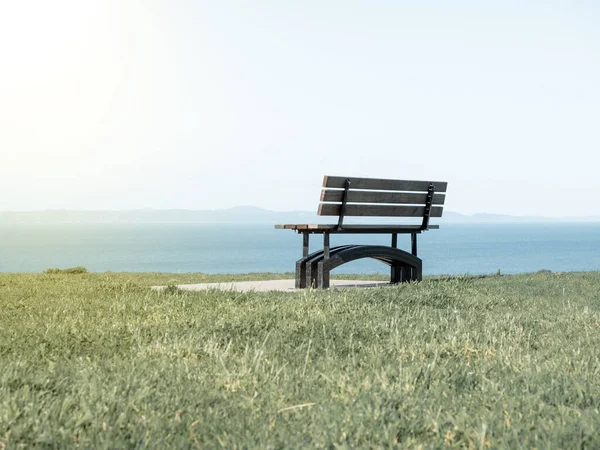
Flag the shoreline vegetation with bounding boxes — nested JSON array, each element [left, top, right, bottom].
[[2, 270, 600, 447]]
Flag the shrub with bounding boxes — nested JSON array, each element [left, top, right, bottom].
[[43, 266, 88, 274], [163, 284, 183, 294]]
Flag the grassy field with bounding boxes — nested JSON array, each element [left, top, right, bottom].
[[1, 271, 600, 448]]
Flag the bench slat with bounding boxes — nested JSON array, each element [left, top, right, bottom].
[[274, 224, 440, 232], [323, 176, 448, 192], [275, 224, 440, 230], [318, 204, 444, 217], [320, 190, 446, 205]]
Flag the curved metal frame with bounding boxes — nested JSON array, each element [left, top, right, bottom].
[[296, 245, 422, 289]]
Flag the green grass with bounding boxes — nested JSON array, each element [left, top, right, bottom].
[[1, 271, 600, 448]]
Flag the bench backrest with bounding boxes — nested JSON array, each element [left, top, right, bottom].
[[318, 176, 447, 229]]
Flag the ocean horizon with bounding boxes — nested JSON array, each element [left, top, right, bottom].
[[1, 223, 599, 276]]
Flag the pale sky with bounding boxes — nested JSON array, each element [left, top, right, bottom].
[[1, 1, 599, 216]]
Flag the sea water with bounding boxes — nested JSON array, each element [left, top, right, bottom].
[[1, 223, 599, 275]]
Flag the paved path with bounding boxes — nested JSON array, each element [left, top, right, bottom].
[[154, 279, 388, 292]]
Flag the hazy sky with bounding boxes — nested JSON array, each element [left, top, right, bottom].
[[1, 1, 599, 216]]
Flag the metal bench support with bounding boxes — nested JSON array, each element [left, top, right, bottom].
[[303, 233, 310, 258]]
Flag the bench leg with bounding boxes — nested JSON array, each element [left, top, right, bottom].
[[293, 233, 313, 288], [295, 259, 307, 289], [411, 232, 418, 256], [390, 264, 401, 283], [390, 233, 398, 282], [391, 265, 412, 283], [318, 261, 330, 289], [303, 233, 309, 257], [318, 233, 330, 289], [414, 264, 423, 282], [295, 233, 311, 288]]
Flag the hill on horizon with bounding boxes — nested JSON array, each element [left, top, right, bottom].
[[0, 207, 598, 224]]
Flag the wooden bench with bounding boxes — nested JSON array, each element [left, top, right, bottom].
[[275, 176, 448, 289]]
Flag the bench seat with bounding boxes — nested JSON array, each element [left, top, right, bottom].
[[275, 224, 439, 233]]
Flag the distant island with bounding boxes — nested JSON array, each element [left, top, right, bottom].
[[0, 207, 598, 224]]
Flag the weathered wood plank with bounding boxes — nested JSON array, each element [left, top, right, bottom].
[[275, 224, 440, 231], [323, 176, 448, 192], [318, 204, 444, 217], [320, 190, 446, 205]]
